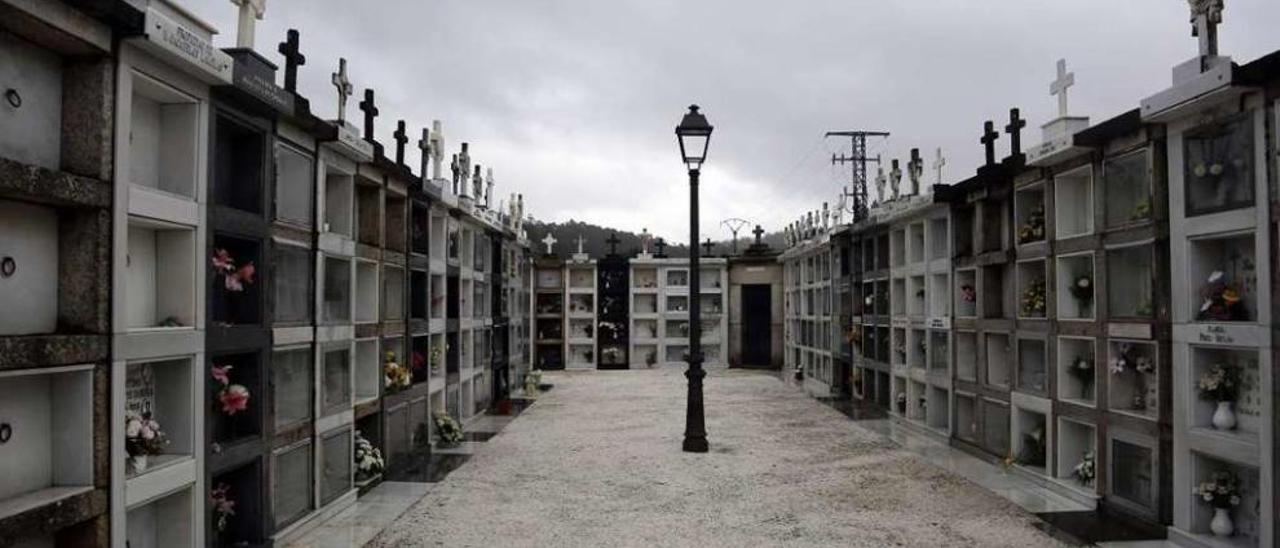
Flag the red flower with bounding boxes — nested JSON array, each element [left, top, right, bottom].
[[219, 384, 250, 415], [412, 351, 426, 370]]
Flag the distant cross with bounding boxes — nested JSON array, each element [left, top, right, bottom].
[[889, 159, 902, 199], [752, 225, 764, 245], [874, 167, 887, 204], [429, 121, 444, 180], [1005, 108, 1026, 158], [1190, 0, 1224, 57], [393, 120, 408, 165], [485, 168, 494, 207], [980, 121, 1000, 166], [932, 148, 946, 185], [606, 233, 621, 255], [575, 235, 586, 255], [541, 233, 557, 255], [1050, 59, 1075, 118], [359, 89, 378, 142], [417, 127, 431, 179], [908, 148, 923, 195], [231, 0, 266, 49], [331, 58, 352, 123], [702, 238, 714, 256], [655, 238, 667, 257], [277, 29, 304, 92]]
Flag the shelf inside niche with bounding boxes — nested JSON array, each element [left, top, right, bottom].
[[1188, 232, 1257, 323], [985, 333, 1011, 389], [955, 331, 977, 382], [1106, 245, 1155, 319], [955, 269, 977, 318], [1055, 253, 1095, 320], [1054, 166, 1093, 239], [1056, 337, 1096, 405], [1055, 418, 1096, 486], [125, 358, 194, 478], [128, 75, 198, 199], [212, 114, 265, 215], [1187, 453, 1262, 545], [351, 260, 375, 323], [0, 365, 94, 512], [1189, 345, 1262, 441], [127, 218, 196, 330], [0, 200, 59, 335], [126, 486, 196, 546]]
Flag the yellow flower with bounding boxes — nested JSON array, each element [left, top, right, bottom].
[[1221, 288, 1240, 305]]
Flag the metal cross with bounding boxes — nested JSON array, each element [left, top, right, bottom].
[[331, 58, 352, 123], [702, 239, 714, 256], [980, 121, 1000, 166], [752, 225, 764, 244], [606, 233, 621, 255], [655, 238, 667, 257], [932, 147, 946, 185], [277, 29, 304, 93], [418, 127, 431, 179], [359, 89, 378, 141], [393, 120, 408, 165], [1050, 59, 1075, 119], [1005, 108, 1026, 158]]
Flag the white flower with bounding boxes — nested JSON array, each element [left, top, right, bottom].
[[1203, 493, 1213, 502], [126, 419, 142, 438], [1207, 270, 1224, 284], [1193, 164, 1207, 177], [1209, 163, 1223, 176]]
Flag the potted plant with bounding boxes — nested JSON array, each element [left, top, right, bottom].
[[1072, 451, 1095, 486], [353, 430, 385, 484], [1198, 364, 1239, 430], [1068, 355, 1095, 399], [433, 411, 464, 447], [1196, 471, 1242, 537], [125, 411, 168, 474]]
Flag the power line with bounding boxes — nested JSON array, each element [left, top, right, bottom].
[[826, 130, 889, 222]]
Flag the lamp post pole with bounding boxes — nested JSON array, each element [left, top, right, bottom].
[[684, 166, 708, 453]]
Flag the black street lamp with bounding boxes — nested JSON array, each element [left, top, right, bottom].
[[676, 105, 712, 453]]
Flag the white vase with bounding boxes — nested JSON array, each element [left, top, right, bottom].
[[1210, 507, 1234, 537], [1212, 401, 1237, 431], [128, 455, 148, 474]]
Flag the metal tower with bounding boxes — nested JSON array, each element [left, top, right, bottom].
[[827, 130, 889, 222]]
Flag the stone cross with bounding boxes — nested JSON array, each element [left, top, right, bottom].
[[752, 225, 764, 245], [541, 233, 557, 255], [472, 165, 483, 200], [231, 0, 266, 49], [606, 233, 621, 255], [874, 166, 887, 204], [516, 194, 524, 227], [908, 148, 923, 196], [277, 29, 304, 93], [417, 127, 431, 179], [889, 159, 902, 200], [1005, 108, 1026, 158], [981, 121, 1000, 166], [429, 121, 444, 180], [1190, 0, 1224, 57], [458, 143, 471, 196], [393, 120, 408, 165], [932, 148, 946, 185], [702, 239, 714, 256], [485, 168, 494, 208], [359, 89, 378, 142], [576, 235, 586, 255], [331, 58, 352, 123], [822, 202, 830, 229], [450, 154, 460, 194], [1050, 59, 1075, 118]]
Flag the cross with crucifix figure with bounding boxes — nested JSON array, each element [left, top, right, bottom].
[[1050, 59, 1075, 118], [1190, 0, 1224, 57], [932, 148, 946, 185], [359, 89, 378, 142], [393, 120, 408, 165], [231, 0, 266, 49], [418, 127, 431, 179], [429, 121, 445, 180], [752, 225, 764, 245], [541, 233, 557, 255], [1005, 108, 1026, 158], [331, 58, 352, 123], [980, 121, 1000, 166], [702, 239, 714, 257], [908, 148, 923, 196], [606, 233, 621, 256], [889, 159, 902, 200], [277, 29, 304, 93]]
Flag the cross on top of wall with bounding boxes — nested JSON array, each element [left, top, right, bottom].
[[1050, 59, 1075, 119], [277, 29, 304, 93]]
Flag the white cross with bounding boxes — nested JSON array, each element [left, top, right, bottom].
[[332, 58, 353, 123], [1050, 59, 1075, 119], [542, 233, 557, 255], [417, 128, 431, 180], [575, 235, 585, 254], [429, 120, 445, 180], [932, 147, 946, 185], [1190, 0, 1223, 57], [231, 0, 266, 49]]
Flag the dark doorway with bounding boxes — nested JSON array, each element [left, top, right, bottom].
[[741, 284, 772, 366]]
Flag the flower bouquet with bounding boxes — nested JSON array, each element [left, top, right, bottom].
[[1021, 278, 1047, 317], [1069, 273, 1093, 308], [212, 365, 250, 415], [1072, 451, 1095, 486], [433, 411, 464, 446], [1196, 471, 1242, 537], [354, 430, 385, 482], [960, 284, 976, 304], [1197, 270, 1247, 321], [1068, 355, 1095, 399], [211, 248, 255, 293], [125, 411, 169, 474], [384, 351, 411, 394], [210, 483, 236, 533], [430, 343, 444, 375], [1017, 204, 1046, 244], [1109, 343, 1155, 376], [1199, 364, 1240, 430]]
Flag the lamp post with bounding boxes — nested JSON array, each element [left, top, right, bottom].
[[676, 105, 712, 453]]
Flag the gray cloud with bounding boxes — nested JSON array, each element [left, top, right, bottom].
[[188, 0, 1279, 243]]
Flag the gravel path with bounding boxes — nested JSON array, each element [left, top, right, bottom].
[[371, 368, 1064, 547]]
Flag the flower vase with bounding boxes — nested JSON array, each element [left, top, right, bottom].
[[128, 455, 148, 474], [1210, 507, 1234, 537], [1211, 401, 1237, 431]]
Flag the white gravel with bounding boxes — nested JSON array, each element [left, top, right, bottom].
[[371, 368, 1064, 547]]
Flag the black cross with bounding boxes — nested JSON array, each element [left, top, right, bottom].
[[606, 233, 621, 255], [277, 29, 305, 93], [753, 225, 764, 244], [655, 238, 667, 257], [359, 89, 378, 142], [702, 238, 714, 256], [1005, 108, 1026, 158], [980, 121, 999, 166], [394, 120, 408, 165]]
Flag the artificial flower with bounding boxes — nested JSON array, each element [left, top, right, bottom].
[[219, 384, 250, 415]]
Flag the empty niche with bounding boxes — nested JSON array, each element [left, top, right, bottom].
[[0, 366, 94, 512], [129, 74, 198, 198], [1107, 244, 1155, 319], [0, 200, 59, 335], [1054, 165, 1094, 239], [352, 260, 376, 323], [127, 218, 196, 329], [271, 347, 312, 431], [271, 439, 313, 530], [1103, 149, 1152, 228], [212, 114, 265, 214]]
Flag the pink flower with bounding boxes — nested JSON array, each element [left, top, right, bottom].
[[211, 365, 232, 386], [219, 384, 250, 415], [211, 249, 235, 272], [224, 274, 243, 292], [235, 262, 255, 286]]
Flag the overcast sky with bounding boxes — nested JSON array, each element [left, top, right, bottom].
[[186, 0, 1279, 244]]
